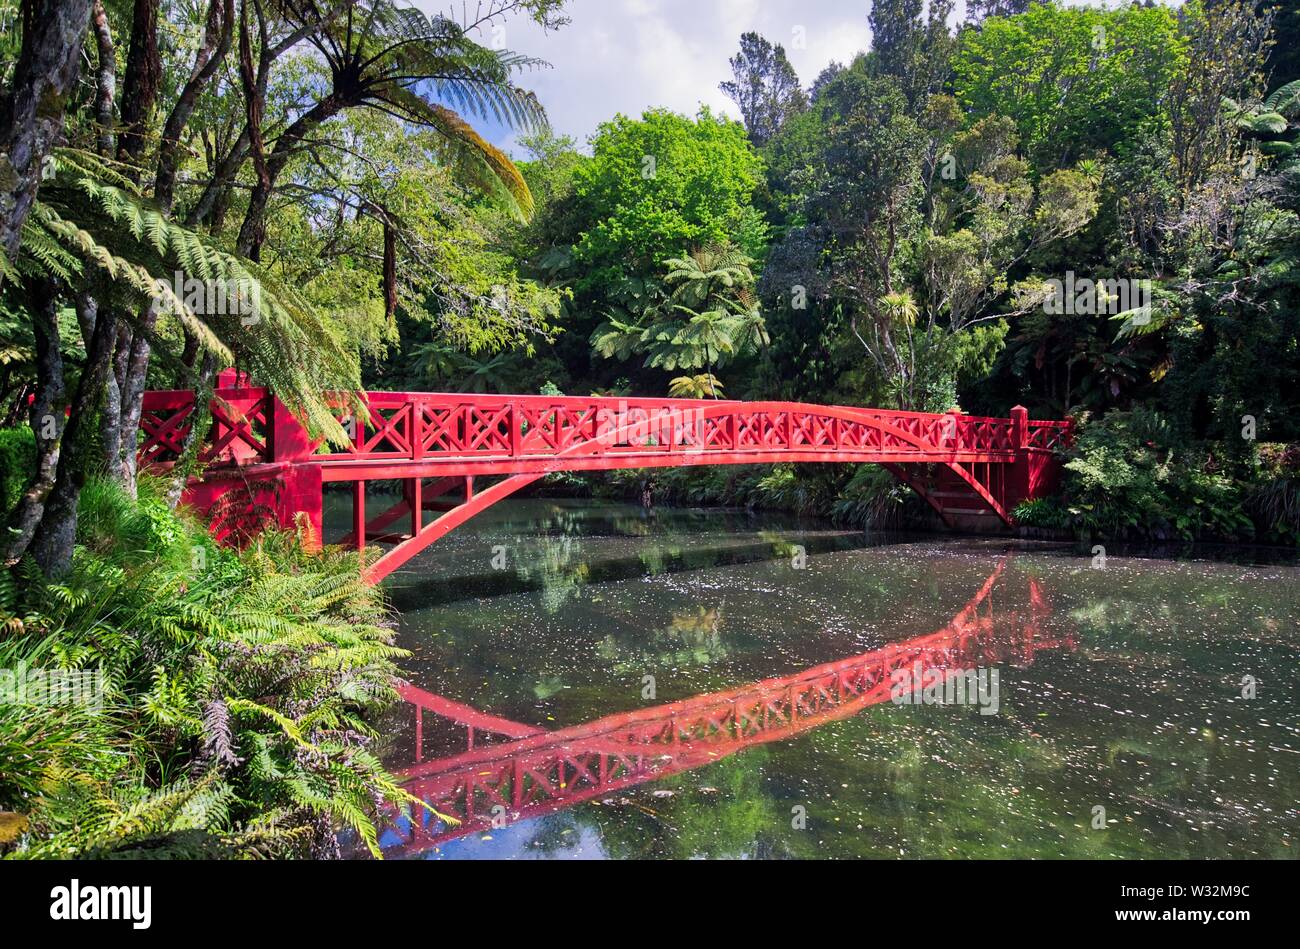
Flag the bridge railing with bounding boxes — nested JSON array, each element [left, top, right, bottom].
[[312, 392, 1044, 464], [139, 381, 1074, 470], [1025, 419, 1074, 452], [139, 385, 277, 469]]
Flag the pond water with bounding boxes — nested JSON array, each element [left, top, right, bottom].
[[345, 497, 1300, 860]]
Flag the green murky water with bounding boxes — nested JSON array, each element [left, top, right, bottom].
[[350, 498, 1300, 860]]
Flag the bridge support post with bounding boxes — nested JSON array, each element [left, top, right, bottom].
[[352, 481, 366, 554], [1007, 405, 1071, 513], [1006, 405, 1033, 512], [408, 478, 422, 538], [271, 394, 322, 551]]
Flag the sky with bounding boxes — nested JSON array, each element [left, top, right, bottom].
[[412, 1, 1171, 155], [413, 0, 882, 152]]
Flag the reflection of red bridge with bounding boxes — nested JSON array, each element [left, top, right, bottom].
[[141, 373, 1072, 583], [377, 563, 1073, 857]]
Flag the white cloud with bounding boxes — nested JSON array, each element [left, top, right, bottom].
[[413, 0, 873, 152]]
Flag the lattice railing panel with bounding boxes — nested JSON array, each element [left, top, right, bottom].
[[1027, 421, 1073, 452], [138, 402, 195, 467], [281, 391, 1050, 464], [359, 403, 414, 456], [201, 394, 273, 465]]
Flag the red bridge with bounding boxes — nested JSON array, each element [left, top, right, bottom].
[[141, 371, 1072, 583], [375, 561, 1074, 857]]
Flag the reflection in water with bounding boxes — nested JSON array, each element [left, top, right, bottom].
[[595, 605, 729, 674], [330, 499, 1300, 860], [365, 497, 886, 610], [375, 560, 1073, 858]]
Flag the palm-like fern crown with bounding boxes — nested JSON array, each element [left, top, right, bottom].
[[1264, 79, 1300, 117], [10, 149, 360, 444], [877, 290, 919, 328], [589, 243, 767, 374], [668, 373, 724, 399], [663, 243, 757, 311], [284, 0, 549, 219]]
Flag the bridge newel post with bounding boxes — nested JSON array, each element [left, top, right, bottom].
[[946, 407, 964, 450], [1011, 405, 1029, 451], [510, 401, 523, 457], [269, 391, 322, 552], [1006, 405, 1033, 513], [411, 398, 424, 461]]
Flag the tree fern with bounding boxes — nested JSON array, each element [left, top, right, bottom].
[[9, 153, 364, 445], [283, 0, 548, 223], [4, 476, 422, 860], [1264, 79, 1300, 117]]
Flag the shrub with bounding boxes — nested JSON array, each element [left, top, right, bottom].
[[831, 466, 930, 530], [1011, 497, 1074, 531], [1052, 409, 1254, 541], [0, 426, 35, 516], [0, 476, 423, 859]]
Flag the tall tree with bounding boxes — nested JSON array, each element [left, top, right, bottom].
[[0, 0, 95, 264], [0, 0, 95, 570], [719, 32, 807, 147], [1168, 0, 1274, 196], [117, 0, 162, 171], [965, 0, 1030, 23], [953, 2, 1184, 172], [232, 0, 563, 261], [568, 108, 767, 287], [109, 0, 237, 492], [868, 0, 957, 110], [762, 62, 1099, 410], [108, 0, 563, 492]]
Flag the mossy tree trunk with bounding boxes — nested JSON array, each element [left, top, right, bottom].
[[0, 0, 95, 262]]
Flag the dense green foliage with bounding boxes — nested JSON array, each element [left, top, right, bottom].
[[457, 0, 1297, 543], [1015, 409, 1255, 540], [1, 476, 418, 858], [952, 3, 1183, 169], [0, 426, 35, 514], [0, 0, 574, 579], [570, 109, 768, 285]]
